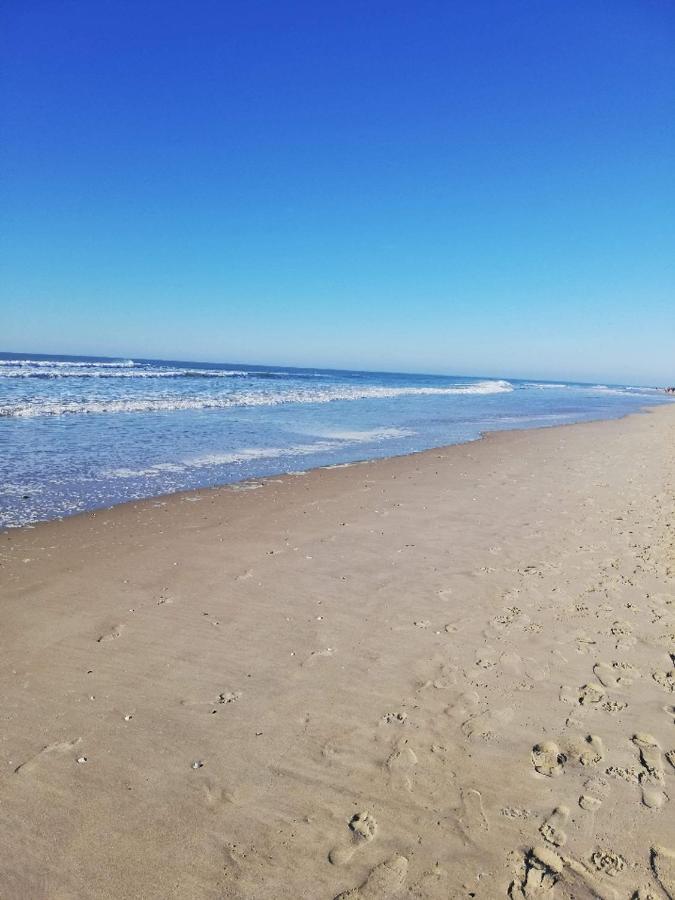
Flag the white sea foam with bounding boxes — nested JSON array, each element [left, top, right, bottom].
[[450, 379, 513, 394], [0, 358, 136, 368], [305, 427, 415, 441], [112, 462, 184, 476], [106, 441, 340, 479], [185, 443, 337, 469], [474, 413, 579, 425], [0, 483, 45, 496], [0, 365, 253, 379], [103, 427, 416, 480], [0, 380, 514, 417], [524, 381, 662, 398], [589, 384, 645, 396]]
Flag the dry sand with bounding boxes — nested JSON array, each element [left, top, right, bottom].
[[1, 406, 674, 899]]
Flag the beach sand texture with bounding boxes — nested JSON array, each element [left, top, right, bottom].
[[1, 406, 674, 899]]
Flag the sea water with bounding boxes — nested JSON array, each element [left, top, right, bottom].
[[1, 352, 672, 529]]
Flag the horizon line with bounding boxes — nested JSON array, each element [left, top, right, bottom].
[[0, 349, 666, 390]]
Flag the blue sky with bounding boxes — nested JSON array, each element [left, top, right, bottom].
[[1, 1, 674, 384]]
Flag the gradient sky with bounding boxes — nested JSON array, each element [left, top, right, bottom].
[[1, 1, 674, 384]]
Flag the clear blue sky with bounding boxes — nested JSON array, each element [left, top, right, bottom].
[[1, 1, 673, 384]]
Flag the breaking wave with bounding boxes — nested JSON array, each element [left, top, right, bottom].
[[0, 360, 263, 379], [0, 380, 514, 417], [0, 358, 136, 368]]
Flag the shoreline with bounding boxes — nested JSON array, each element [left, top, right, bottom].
[[2, 400, 668, 536], [1, 405, 674, 898]]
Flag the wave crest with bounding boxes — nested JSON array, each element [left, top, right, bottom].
[[0, 380, 513, 417], [0, 358, 135, 368]]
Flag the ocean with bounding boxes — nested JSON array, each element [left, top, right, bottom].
[[1, 352, 672, 529]]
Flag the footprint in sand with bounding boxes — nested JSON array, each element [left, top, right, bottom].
[[632, 887, 661, 900], [590, 849, 625, 878], [634, 733, 668, 808], [579, 775, 608, 811], [658, 630, 675, 650], [385, 740, 417, 792], [640, 781, 668, 810], [329, 812, 377, 865], [584, 775, 609, 795], [532, 742, 566, 778], [14, 737, 82, 774], [567, 734, 604, 767], [593, 661, 638, 688], [653, 669, 675, 693], [405, 863, 448, 896], [460, 788, 489, 834], [97, 624, 124, 642], [539, 806, 570, 847], [335, 855, 408, 900], [559, 684, 577, 704], [427, 662, 459, 690], [577, 683, 606, 705], [474, 650, 498, 669], [445, 690, 480, 725], [381, 711, 408, 725], [605, 764, 640, 784], [461, 706, 514, 741], [610, 621, 636, 649], [633, 733, 665, 781], [501, 807, 534, 820], [651, 846, 675, 899], [522, 656, 549, 683], [563, 851, 619, 899], [509, 845, 563, 899], [500, 652, 525, 676]]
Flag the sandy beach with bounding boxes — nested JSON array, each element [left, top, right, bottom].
[[1, 406, 674, 899]]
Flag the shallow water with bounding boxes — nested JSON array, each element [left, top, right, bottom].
[[1, 352, 671, 528]]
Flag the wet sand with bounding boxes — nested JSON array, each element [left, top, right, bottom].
[[1, 406, 674, 899]]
